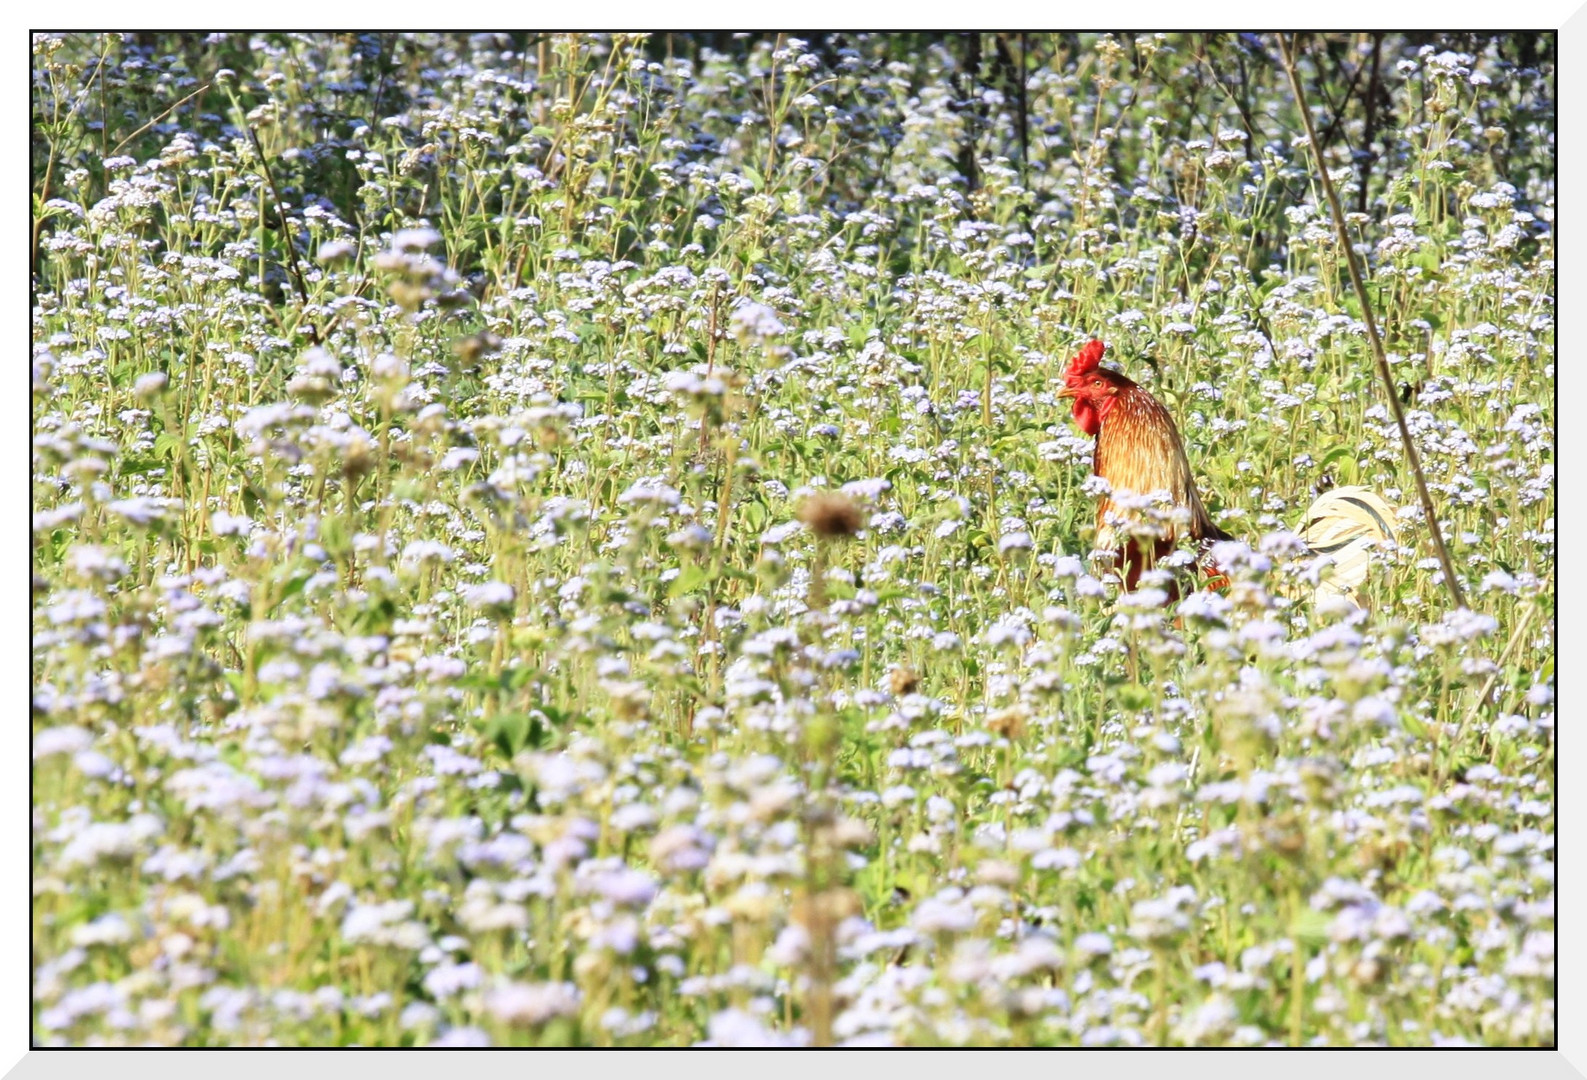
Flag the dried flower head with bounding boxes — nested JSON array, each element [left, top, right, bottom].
[[453, 333, 503, 371], [888, 665, 920, 697], [797, 492, 862, 539], [987, 704, 1029, 740]]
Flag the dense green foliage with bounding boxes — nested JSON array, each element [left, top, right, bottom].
[[32, 32, 1552, 1046]]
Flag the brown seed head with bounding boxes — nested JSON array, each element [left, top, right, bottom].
[[453, 332, 502, 369], [342, 434, 375, 483], [1348, 956, 1388, 988], [797, 492, 862, 540], [887, 665, 920, 697], [987, 704, 1029, 740]]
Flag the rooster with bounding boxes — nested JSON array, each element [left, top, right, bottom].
[[1057, 339, 1396, 605]]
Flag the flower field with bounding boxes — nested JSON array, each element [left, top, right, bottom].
[[31, 32, 1554, 1046]]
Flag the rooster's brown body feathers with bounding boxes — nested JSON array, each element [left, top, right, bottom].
[[1090, 382, 1227, 555]]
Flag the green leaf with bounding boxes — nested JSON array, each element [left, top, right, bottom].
[[354, 595, 397, 635], [1291, 907, 1331, 948], [117, 456, 164, 477], [1400, 711, 1429, 740], [485, 711, 532, 758], [154, 431, 183, 460], [1116, 683, 1154, 711], [271, 570, 313, 612], [1318, 445, 1356, 471], [741, 499, 768, 534], [667, 562, 710, 599]]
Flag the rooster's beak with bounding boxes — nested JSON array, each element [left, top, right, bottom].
[[1055, 386, 1081, 400]]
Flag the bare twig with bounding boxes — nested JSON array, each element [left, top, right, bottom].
[[246, 124, 320, 344], [1317, 41, 1369, 151], [1279, 34, 1466, 609], [993, 33, 1029, 179], [1016, 33, 1030, 173], [110, 82, 212, 157], [1359, 34, 1384, 215], [701, 284, 719, 458], [952, 33, 984, 196], [1193, 44, 1263, 165], [1459, 602, 1538, 738]]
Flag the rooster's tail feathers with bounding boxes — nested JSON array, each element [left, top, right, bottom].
[[1296, 486, 1398, 605]]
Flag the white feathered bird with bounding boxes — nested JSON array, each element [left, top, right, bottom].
[[1294, 486, 1399, 607]]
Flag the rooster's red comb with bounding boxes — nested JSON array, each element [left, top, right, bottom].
[[1064, 340, 1107, 383]]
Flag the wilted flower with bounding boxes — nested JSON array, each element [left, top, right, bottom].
[[729, 301, 786, 343], [797, 492, 862, 539], [483, 981, 580, 1026], [463, 581, 516, 614], [132, 372, 168, 400]]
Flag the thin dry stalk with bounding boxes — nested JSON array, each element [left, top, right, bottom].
[[1278, 34, 1466, 610], [111, 81, 212, 157]]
